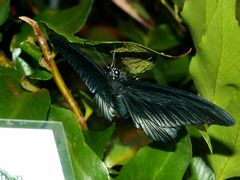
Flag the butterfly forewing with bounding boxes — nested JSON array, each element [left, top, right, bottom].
[[49, 33, 115, 121], [49, 34, 106, 93]]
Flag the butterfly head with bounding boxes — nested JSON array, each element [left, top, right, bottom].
[[109, 67, 120, 80]]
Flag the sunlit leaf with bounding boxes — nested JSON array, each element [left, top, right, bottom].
[[116, 132, 192, 180], [188, 157, 215, 180], [182, 0, 240, 179]]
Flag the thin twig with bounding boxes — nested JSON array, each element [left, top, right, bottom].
[[161, 0, 186, 32], [19, 16, 88, 131]]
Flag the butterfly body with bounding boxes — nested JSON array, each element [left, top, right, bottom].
[[107, 71, 126, 95], [49, 32, 235, 142]]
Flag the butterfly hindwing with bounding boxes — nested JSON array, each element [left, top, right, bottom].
[[94, 93, 115, 121], [123, 81, 234, 127], [121, 81, 234, 141], [122, 91, 179, 142]]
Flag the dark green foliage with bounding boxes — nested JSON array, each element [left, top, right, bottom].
[[0, 0, 239, 179]]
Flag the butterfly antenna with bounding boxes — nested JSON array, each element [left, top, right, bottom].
[[110, 49, 116, 68], [93, 47, 109, 69]]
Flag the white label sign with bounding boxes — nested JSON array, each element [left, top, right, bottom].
[[0, 128, 65, 180]]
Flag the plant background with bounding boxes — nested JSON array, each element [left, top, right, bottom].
[[0, 0, 239, 179]]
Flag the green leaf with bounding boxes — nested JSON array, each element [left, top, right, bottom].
[[153, 55, 190, 84], [12, 48, 34, 76], [186, 125, 213, 154], [0, 67, 50, 120], [197, 126, 213, 154], [42, 0, 94, 36], [83, 124, 115, 159], [181, 0, 218, 47], [13, 1, 93, 49], [104, 125, 151, 169], [173, 0, 185, 8], [148, 24, 180, 51], [19, 40, 42, 63], [182, 0, 240, 179], [48, 106, 110, 180], [79, 91, 95, 121], [104, 139, 137, 168], [29, 70, 52, 81], [116, 133, 192, 180], [188, 157, 215, 180], [12, 48, 52, 81], [118, 19, 148, 45], [0, 0, 10, 26]]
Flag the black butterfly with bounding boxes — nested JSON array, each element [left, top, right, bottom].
[[49, 32, 234, 143]]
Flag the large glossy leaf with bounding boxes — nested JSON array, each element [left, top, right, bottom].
[[83, 124, 115, 159], [116, 133, 192, 180], [0, 67, 50, 120], [13, 0, 93, 50], [182, 0, 240, 179], [42, 0, 94, 36], [48, 106, 110, 180]]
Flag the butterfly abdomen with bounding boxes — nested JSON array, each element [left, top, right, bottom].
[[114, 94, 129, 118]]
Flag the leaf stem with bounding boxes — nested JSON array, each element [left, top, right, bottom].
[[161, 0, 186, 33], [19, 16, 88, 131]]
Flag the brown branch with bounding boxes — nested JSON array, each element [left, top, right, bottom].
[[19, 16, 88, 131]]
